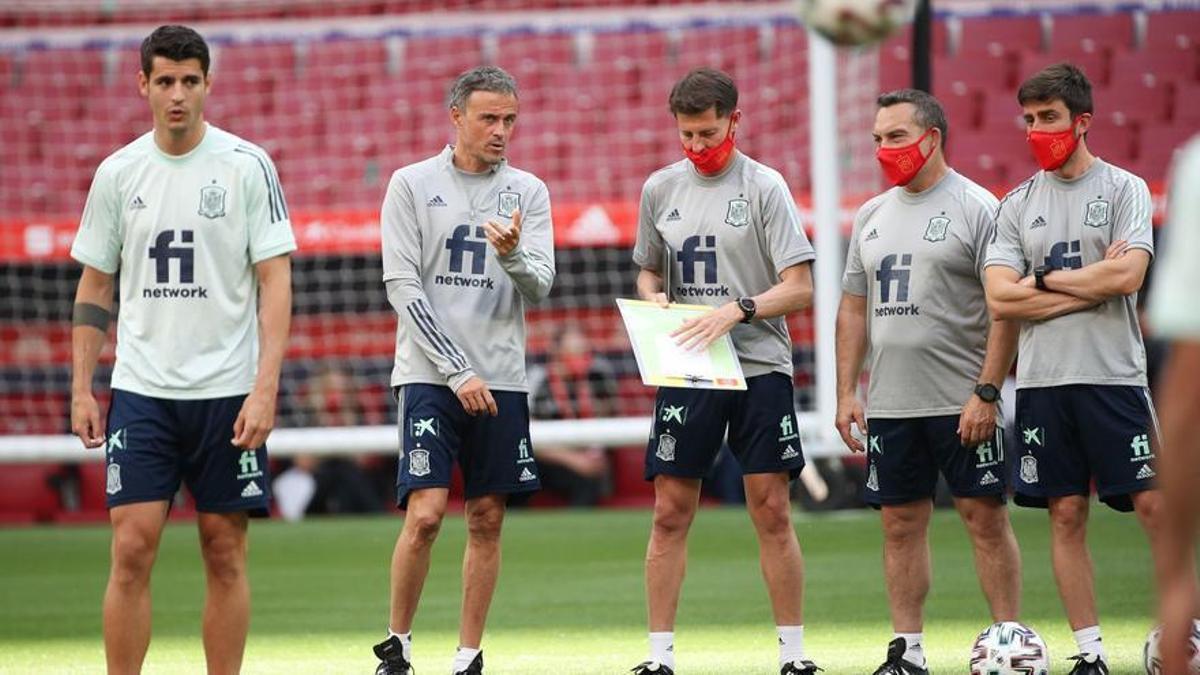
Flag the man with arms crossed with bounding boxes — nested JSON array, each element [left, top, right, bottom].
[[371, 66, 555, 675], [70, 25, 295, 675], [984, 63, 1164, 675], [836, 89, 1022, 675], [630, 67, 819, 675]]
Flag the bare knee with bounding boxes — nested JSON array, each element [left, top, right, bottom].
[[403, 509, 444, 547], [466, 501, 505, 544], [1049, 497, 1089, 539], [200, 530, 247, 587], [110, 527, 160, 587], [652, 498, 696, 540], [882, 502, 931, 545], [958, 498, 1010, 544], [747, 490, 793, 539], [1134, 490, 1164, 534]]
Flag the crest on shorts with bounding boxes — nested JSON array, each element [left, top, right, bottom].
[[1020, 454, 1039, 484], [409, 448, 431, 477], [198, 183, 227, 219], [866, 464, 879, 492], [497, 191, 520, 218], [656, 433, 677, 462], [106, 463, 123, 495], [725, 199, 750, 228], [1084, 199, 1110, 228], [923, 215, 950, 242]]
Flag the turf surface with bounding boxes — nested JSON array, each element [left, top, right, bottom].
[[0, 506, 1156, 674]]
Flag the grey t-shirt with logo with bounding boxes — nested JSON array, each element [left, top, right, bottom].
[[632, 152, 816, 378], [984, 159, 1153, 389], [844, 170, 1000, 418], [381, 146, 556, 392]]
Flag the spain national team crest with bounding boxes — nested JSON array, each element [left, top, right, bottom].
[[1020, 454, 1039, 484], [866, 464, 879, 492], [656, 433, 677, 462], [497, 191, 520, 218], [408, 448, 431, 477], [725, 198, 750, 228], [198, 183, 226, 219], [106, 463, 123, 495], [923, 215, 950, 242], [1084, 199, 1110, 228]]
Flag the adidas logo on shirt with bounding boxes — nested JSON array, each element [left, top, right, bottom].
[[1136, 464, 1156, 480], [241, 481, 263, 498], [666, 209, 682, 222], [129, 196, 147, 210], [864, 228, 879, 242], [427, 195, 448, 207], [980, 471, 999, 486], [1030, 216, 1046, 229], [780, 445, 799, 460], [518, 467, 537, 482]]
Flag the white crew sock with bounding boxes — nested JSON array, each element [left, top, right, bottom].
[[451, 646, 480, 673], [778, 625, 806, 666], [649, 631, 676, 669], [895, 632, 926, 667], [1073, 625, 1106, 659]]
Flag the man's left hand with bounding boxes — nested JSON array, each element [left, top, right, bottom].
[[233, 388, 277, 449], [485, 208, 522, 257], [957, 392, 997, 447], [671, 302, 742, 351]]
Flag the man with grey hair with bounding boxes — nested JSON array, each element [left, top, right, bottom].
[[371, 65, 555, 675], [837, 88, 1022, 674]]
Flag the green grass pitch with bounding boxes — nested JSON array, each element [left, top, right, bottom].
[[0, 506, 1156, 674]]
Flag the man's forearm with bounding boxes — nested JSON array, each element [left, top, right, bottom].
[[835, 300, 868, 399], [976, 318, 1020, 386], [253, 258, 292, 395], [1043, 253, 1147, 302]]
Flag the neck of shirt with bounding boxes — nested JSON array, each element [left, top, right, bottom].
[[688, 150, 743, 184], [154, 121, 208, 160], [896, 169, 955, 204], [1047, 156, 1103, 188]]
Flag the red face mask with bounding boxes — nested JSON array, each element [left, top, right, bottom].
[[876, 129, 933, 186], [684, 116, 738, 175], [1027, 120, 1080, 171]]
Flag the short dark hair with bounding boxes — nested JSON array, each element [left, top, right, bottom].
[[876, 88, 949, 147], [669, 68, 738, 118], [140, 25, 210, 76], [1017, 62, 1093, 117], [447, 66, 518, 110]]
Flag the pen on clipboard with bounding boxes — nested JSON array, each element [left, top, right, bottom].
[[684, 374, 713, 384]]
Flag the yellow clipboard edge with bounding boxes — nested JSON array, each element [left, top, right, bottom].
[[649, 375, 747, 390], [616, 298, 712, 313]]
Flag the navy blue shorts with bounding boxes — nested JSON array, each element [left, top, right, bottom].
[[104, 389, 270, 515], [1013, 384, 1157, 512], [645, 372, 806, 481], [394, 384, 540, 508], [863, 415, 1007, 507]]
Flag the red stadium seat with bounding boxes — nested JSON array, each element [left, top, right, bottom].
[[1014, 49, 1109, 88], [1145, 10, 1200, 55], [1085, 113, 1138, 164], [1050, 11, 1136, 53], [1172, 82, 1200, 125], [957, 14, 1046, 57], [1093, 81, 1172, 123], [1109, 49, 1196, 90]]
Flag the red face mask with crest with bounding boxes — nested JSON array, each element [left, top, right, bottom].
[[1027, 118, 1082, 171], [876, 128, 933, 186], [683, 113, 739, 175]]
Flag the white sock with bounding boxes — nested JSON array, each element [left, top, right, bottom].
[[451, 646, 480, 673], [649, 631, 675, 669], [1073, 625, 1106, 659], [387, 628, 412, 662], [778, 625, 805, 665], [895, 632, 926, 667]]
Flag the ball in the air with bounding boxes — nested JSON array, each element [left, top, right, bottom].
[[795, 0, 917, 47]]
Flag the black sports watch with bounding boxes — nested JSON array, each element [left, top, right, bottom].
[[974, 383, 1001, 403], [736, 296, 757, 323], [1033, 265, 1049, 291]]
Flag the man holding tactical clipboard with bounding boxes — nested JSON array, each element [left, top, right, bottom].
[[628, 68, 819, 675]]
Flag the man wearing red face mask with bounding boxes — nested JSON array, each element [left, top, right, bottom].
[[983, 63, 1162, 675], [630, 68, 819, 675], [835, 89, 1023, 675]]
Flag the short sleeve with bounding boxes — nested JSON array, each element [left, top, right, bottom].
[[632, 179, 664, 270], [968, 190, 1001, 280], [760, 171, 815, 274], [71, 163, 123, 273], [1113, 174, 1155, 257], [242, 148, 297, 263], [381, 171, 421, 282], [841, 205, 869, 296], [984, 187, 1029, 275]]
